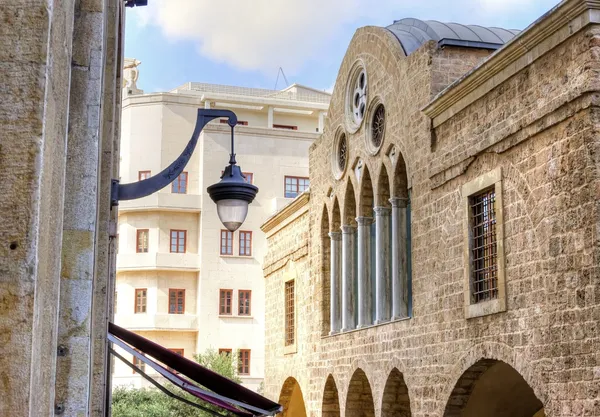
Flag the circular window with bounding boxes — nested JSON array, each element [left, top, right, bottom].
[[365, 100, 386, 155], [332, 130, 349, 180], [371, 104, 385, 148], [345, 61, 368, 133]]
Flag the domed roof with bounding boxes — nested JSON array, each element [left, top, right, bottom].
[[386, 18, 521, 56]]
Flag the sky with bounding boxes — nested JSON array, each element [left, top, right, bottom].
[[124, 0, 560, 94]]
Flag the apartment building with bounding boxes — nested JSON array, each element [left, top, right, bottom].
[[112, 62, 330, 390]]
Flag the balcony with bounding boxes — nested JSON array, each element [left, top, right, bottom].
[[117, 252, 200, 271], [114, 313, 198, 331], [118, 193, 201, 213]]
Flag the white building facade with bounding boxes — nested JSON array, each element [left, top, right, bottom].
[[113, 61, 330, 391]]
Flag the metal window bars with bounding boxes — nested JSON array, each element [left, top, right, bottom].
[[470, 187, 498, 303]]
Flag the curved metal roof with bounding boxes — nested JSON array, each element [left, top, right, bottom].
[[386, 18, 521, 55]]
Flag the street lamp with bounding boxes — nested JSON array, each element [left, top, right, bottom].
[[207, 123, 258, 232], [111, 109, 258, 232]]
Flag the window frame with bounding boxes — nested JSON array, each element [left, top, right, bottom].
[[273, 123, 298, 130], [132, 354, 146, 374], [238, 349, 251, 375], [220, 229, 233, 256], [219, 289, 233, 316], [284, 175, 310, 199], [218, 348, 232, 357], [134, 288, 147, 314], [138, 170, 151, 181], [462, 167, 506, 319], [238, 290, 252, 316], [168, 288, 185, 315], [284, 280, 295, 347], [171, 171, 188, 194], [136, 229, 149, 253], [242, 172, 253, 185], [170, 229, 187, 253], [238, 231, 252, 257]]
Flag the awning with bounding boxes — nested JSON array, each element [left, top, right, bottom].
[[108, 322, 282, 417]]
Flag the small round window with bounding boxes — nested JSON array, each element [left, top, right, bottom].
[[366, 100, 386, 155], [332, 130, 349, 180], [371, 104, 385, 148]]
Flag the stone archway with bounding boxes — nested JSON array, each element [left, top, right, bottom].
[[381, 368, 411, 417], [322, 374, 340, 417], [345, 368, 375, 417], [443, 359, 544, 417], [279, 377, 307, 417]]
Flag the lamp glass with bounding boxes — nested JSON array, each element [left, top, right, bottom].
[[216, 199, 249, 232]]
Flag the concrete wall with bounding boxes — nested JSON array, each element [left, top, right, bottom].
[[263, 3, 600, 417]]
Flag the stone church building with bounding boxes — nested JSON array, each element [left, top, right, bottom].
[[261, 0, 600, 416]]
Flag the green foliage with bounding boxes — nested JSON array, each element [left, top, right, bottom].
[[111, 349, 241, 417]]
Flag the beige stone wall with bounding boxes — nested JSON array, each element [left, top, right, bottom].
[[263, 11, 600, 417], [0, 0, 123, 415]]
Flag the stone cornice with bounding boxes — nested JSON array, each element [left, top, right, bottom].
[[260, 191, 310, 235], [423, 0, 600, 126]]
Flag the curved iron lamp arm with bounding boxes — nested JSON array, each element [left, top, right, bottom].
[[111, 109, 237, 207]]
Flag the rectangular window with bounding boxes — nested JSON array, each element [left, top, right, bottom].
[[132, 354, 146, 374], [167, 349, 184, 373], [218, 348, 232, 357], [238, 349, 250, 375], [135, 288, 147, 314], [136, 229, 149, 253], [220, 119, 248, 126], [469, 187, 498, 303], [171, 172, 188, 194], [219, 289, 233, 315], [284, 176, 309, 198], [238, 290, 251, 316], [138, 170, 151, 180], [285, 280, 295, 346], [220, 230, 233, 255], [242, 172, 253, 184], [273, 124, 298, 130], [170, 230, 186, 253], [462, 167, 506, 319], [169, 289, 185, 314], [239, 231, 252, 256]]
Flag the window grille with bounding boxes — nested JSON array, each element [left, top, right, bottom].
[[169, 289, 185, 314], [338, 134, 347, 171], [285, 280, 295, 346], [469, 187, 498, 303]]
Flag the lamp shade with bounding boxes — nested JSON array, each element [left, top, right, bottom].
[[207, 164, 258, 232]]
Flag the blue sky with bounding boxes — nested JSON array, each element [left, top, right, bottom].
[[125, 0, 560, 94]]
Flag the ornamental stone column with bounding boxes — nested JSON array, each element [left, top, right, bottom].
[[341, 225, 357, 331], [329, 231, 342, 334], [356, 216, 373, 328], [390, 197, 409, 319], [374, 207, 391, 324]]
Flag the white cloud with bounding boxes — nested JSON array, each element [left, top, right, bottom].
[[134, 0, 559, 75]]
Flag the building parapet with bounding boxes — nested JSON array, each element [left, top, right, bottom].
[[117, 252, 201, 271]]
